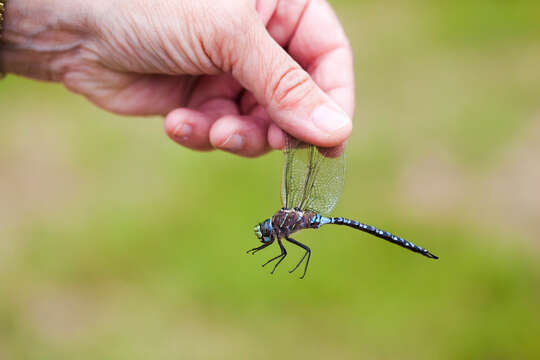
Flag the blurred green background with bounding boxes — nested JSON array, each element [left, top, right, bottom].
[[1, 0, 540, 359]]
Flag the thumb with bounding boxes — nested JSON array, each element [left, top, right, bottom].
[[229, 20, 352, 147]]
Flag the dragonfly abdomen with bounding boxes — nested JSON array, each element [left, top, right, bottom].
[[329, 217, 438, 259]]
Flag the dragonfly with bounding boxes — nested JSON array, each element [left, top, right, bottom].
[[248, 136, 438, 279]]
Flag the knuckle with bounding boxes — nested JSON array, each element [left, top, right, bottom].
[[270, 67, 313, 110]]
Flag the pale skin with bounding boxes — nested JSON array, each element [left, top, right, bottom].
[[1, 0, 354, 157]]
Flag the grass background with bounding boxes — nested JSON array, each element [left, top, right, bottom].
[[1, 0, 540, 358]]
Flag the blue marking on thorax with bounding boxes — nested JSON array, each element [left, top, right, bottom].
[[310, 214, 320, 227], [280, 212, 289, 227]]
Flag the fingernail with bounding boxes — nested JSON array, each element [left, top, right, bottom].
[[174, 123, 192, 138], [311, 105, 350, 134], [219, 134, 244, 151]]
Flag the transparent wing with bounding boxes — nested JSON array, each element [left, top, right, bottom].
[[280, 135, 345, 215]]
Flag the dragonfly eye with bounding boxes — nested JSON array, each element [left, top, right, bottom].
[[254, 225, 263, 240], [261, 219, 272, 236], [254, 219, 273, 243]]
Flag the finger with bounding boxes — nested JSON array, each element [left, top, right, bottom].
[[209, 115, 269, 157], [239, 91, 259, 115], [228, 12, 352, 148], [164, 108, 215, 151], [239, 91, 271, 122], [320, 142, 346, 158], [267, 123, 345, 157], [198, 97, 240, 119], [265, 0, 309, 46], [165, 72, 243, 150], [164, 98, 239, 151], [267, 123, 287, 150], [282, 0, 350, 68], [264, 0, 354, 117], [254, 0, 279, 25], [307, 48, 355, 117], [286, 0, 355, 116], [187, 73, 243, 109]]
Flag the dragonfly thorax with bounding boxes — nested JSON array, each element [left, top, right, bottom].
[[270, 208, 322, 238], [254, 218, 273, 243]]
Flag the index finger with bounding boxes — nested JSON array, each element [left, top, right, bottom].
[[266, 0, 355, 117]]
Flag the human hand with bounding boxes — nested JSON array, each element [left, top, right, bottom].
[[2, 0, 354, 157]]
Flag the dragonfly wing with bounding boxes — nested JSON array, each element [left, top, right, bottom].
[[280, 136, 305, 209], [280, 135, 345, 215]]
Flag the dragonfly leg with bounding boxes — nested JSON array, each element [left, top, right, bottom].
[[246, 243, 271, 255], [285, 236, 311, 279], [262, 238, 287, 274]]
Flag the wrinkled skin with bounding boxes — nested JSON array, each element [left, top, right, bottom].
[[2, 0, 354, 157]]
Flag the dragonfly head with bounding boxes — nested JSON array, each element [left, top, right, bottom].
[[254, 219, 273, 243]]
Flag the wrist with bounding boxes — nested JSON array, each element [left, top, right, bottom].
[[1, 0, 94, 80]]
